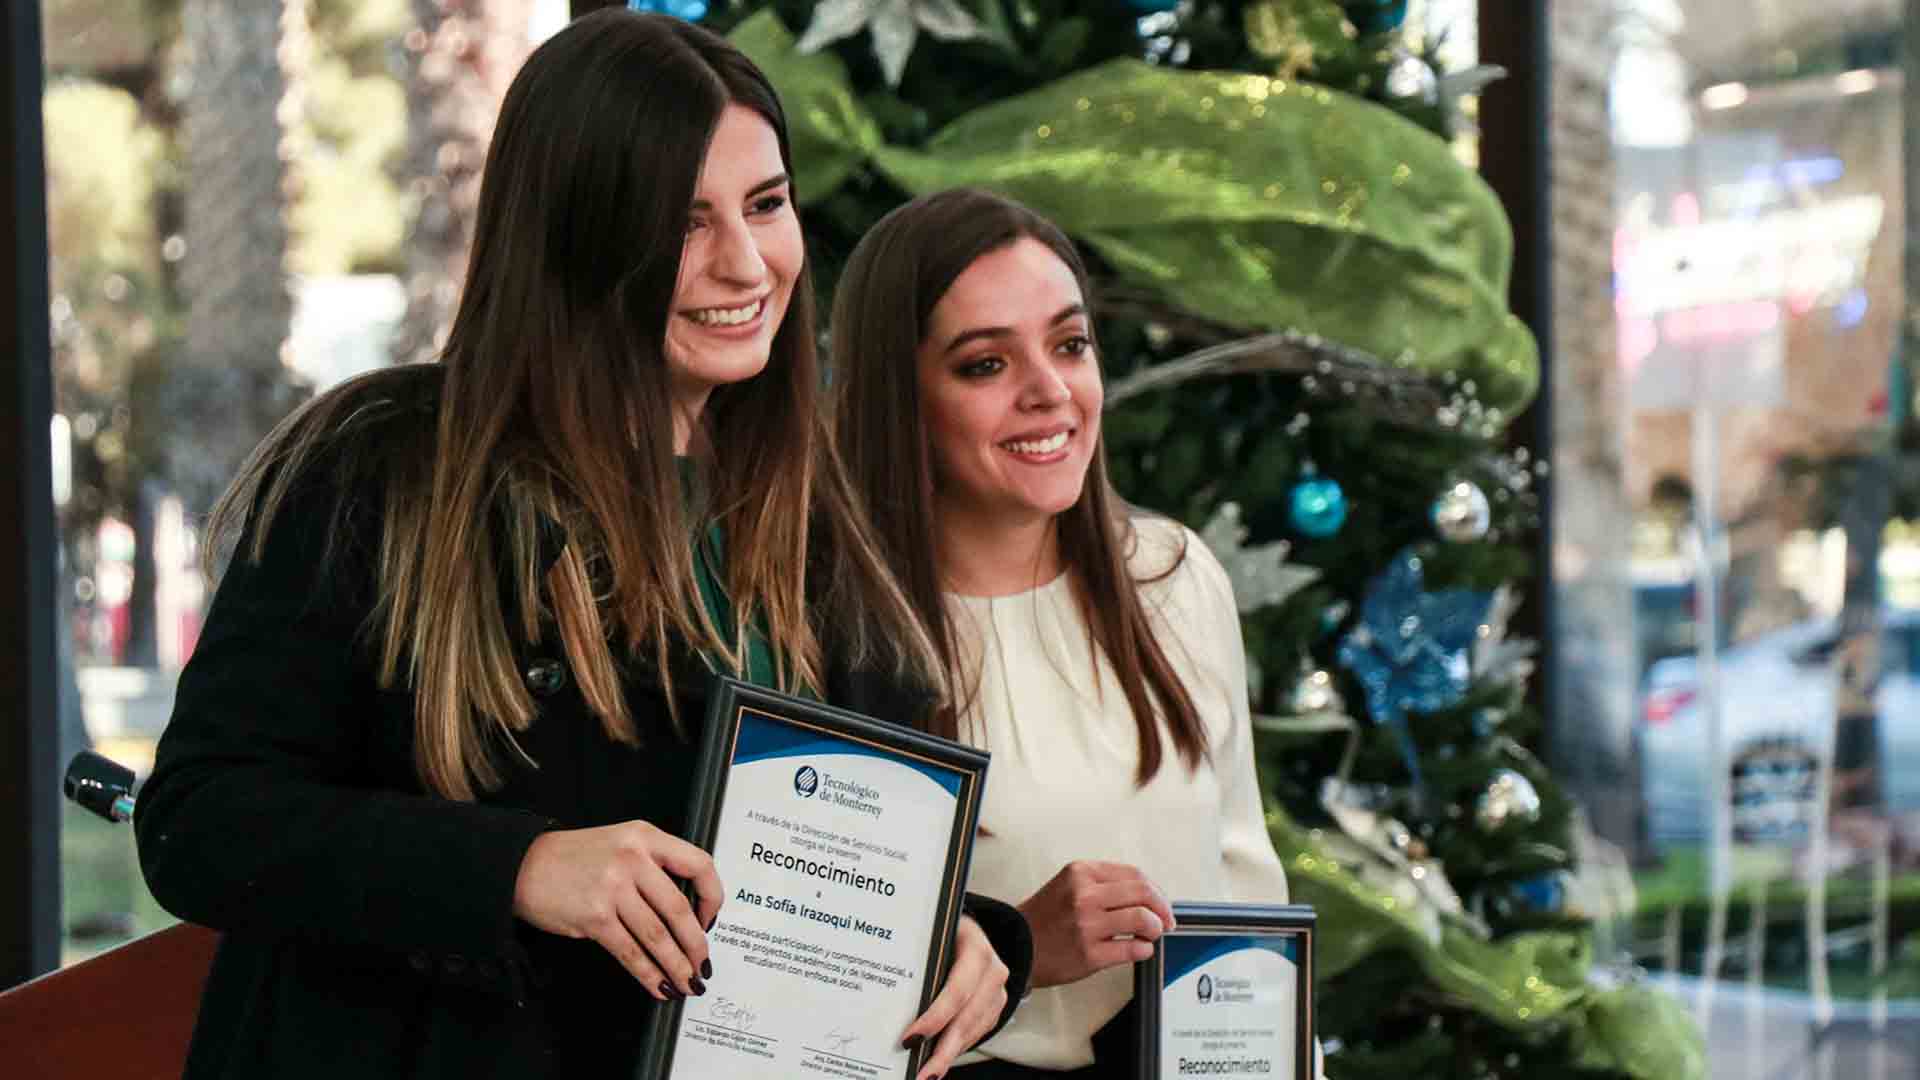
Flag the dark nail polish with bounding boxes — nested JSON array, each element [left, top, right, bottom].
[[658, 980, 676, 999], [690, 976, 707, 996], [902, 1034, 924, 1051], [701, 958, 713, 980]]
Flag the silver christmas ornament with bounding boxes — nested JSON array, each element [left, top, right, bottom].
[[1474, 768, 1542, 833], [1289, 668, 1347, 716], [1431, 480, 1492, 542], [1384, 51, 1439, 105]]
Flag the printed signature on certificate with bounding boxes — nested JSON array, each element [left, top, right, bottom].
[[704, 996, 760, 1033]]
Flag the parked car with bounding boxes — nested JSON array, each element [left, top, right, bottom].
[[1638, 608, 1920, 848], [1634, 576, 1729, 680]]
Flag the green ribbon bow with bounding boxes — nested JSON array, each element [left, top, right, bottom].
[[1271, 809, 1706, 1080], [730, 11, 1539, 418]]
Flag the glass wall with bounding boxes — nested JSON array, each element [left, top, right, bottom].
[[1565, 1, 1920, 1074], [40, 0, 567, 966], [40, 6, 1916, 1077]]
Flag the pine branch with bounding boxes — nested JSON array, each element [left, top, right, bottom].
[[1105, 326, 1454, 431]]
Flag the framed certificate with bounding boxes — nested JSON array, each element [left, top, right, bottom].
[[637, 676, 989, 1080], [1135, 903, 1315, 1080]]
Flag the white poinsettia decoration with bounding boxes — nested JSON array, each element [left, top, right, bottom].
[[796, 0, 999, 86], [1198, 502, 1322, 614], [1316, 778, 1485, 941], [1471, 584, 1537, 686]]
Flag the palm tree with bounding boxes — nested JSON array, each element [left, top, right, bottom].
[[390, 0, 531, 366], [172, 0, 309, 518]]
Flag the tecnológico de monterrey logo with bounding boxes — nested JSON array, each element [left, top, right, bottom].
[[793, 765, 820, 797]]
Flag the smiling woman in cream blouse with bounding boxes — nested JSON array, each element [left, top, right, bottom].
[[832, 187, 1295, 1079]]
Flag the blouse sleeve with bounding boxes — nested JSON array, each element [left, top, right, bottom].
[[1192, 534, 1329, 1078], [1182, 534, 1292, 904], [134, 465, 554, 998]]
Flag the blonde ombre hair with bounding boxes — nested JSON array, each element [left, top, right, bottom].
[[204, 12, 935, 801]]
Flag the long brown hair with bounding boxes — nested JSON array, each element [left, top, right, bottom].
[[831, 188, 1205, 784], [206, 10, 934, 800]]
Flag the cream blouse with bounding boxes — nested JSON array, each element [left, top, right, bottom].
[[950, 515, 1293, 1070]]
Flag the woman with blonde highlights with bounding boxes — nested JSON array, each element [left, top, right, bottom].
[[137, 14, 1023, 1079], [833, 188, 1294, 1078]]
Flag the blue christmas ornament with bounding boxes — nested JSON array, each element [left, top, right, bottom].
[[1496, 872, 1569, 917], [1341, 0, 1409, 35], [1288, 469, 1348, 539], [1516, 874, 1565, 911], [1336, 546, 1493, 790], [628, 0, 708, 21]]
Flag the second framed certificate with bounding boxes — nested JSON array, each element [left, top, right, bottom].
[[1135, 902, 1316, 1080], [637, 676, 989, 1080]]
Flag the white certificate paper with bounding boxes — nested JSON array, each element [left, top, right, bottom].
[[665, 706, 969, 1079], [1158, 934, 1300, 1079]]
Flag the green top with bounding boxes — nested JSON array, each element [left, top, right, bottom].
[[679, 457, 780, 691], [689, 522, 779, 690]]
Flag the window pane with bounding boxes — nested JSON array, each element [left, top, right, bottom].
[[43, 0, 562, 966], [1561, 1, 1920, 1073]]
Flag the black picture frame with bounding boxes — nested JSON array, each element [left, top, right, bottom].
[[636, 676, 989, 1080], [1134, 902, 1316, 1080]]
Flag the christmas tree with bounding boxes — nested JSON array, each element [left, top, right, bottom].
[[647, 0, 1707, 1075]]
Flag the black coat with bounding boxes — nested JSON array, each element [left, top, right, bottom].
[[136, 436, 1030, 1080]]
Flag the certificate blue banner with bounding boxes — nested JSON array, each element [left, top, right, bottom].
[[1164, 934, 1302, 987], [734, 708, 965, 797]]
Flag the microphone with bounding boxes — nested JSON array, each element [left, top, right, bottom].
[[64, 750, 137, 824]]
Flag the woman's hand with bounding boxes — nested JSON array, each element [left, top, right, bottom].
[[1017, 860, 1175, 989], [511, 820, 723, 1001], [898, 914, 1010, 1080]]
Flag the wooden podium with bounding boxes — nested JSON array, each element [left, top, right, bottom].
[[0, 923, 218, 1080]]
